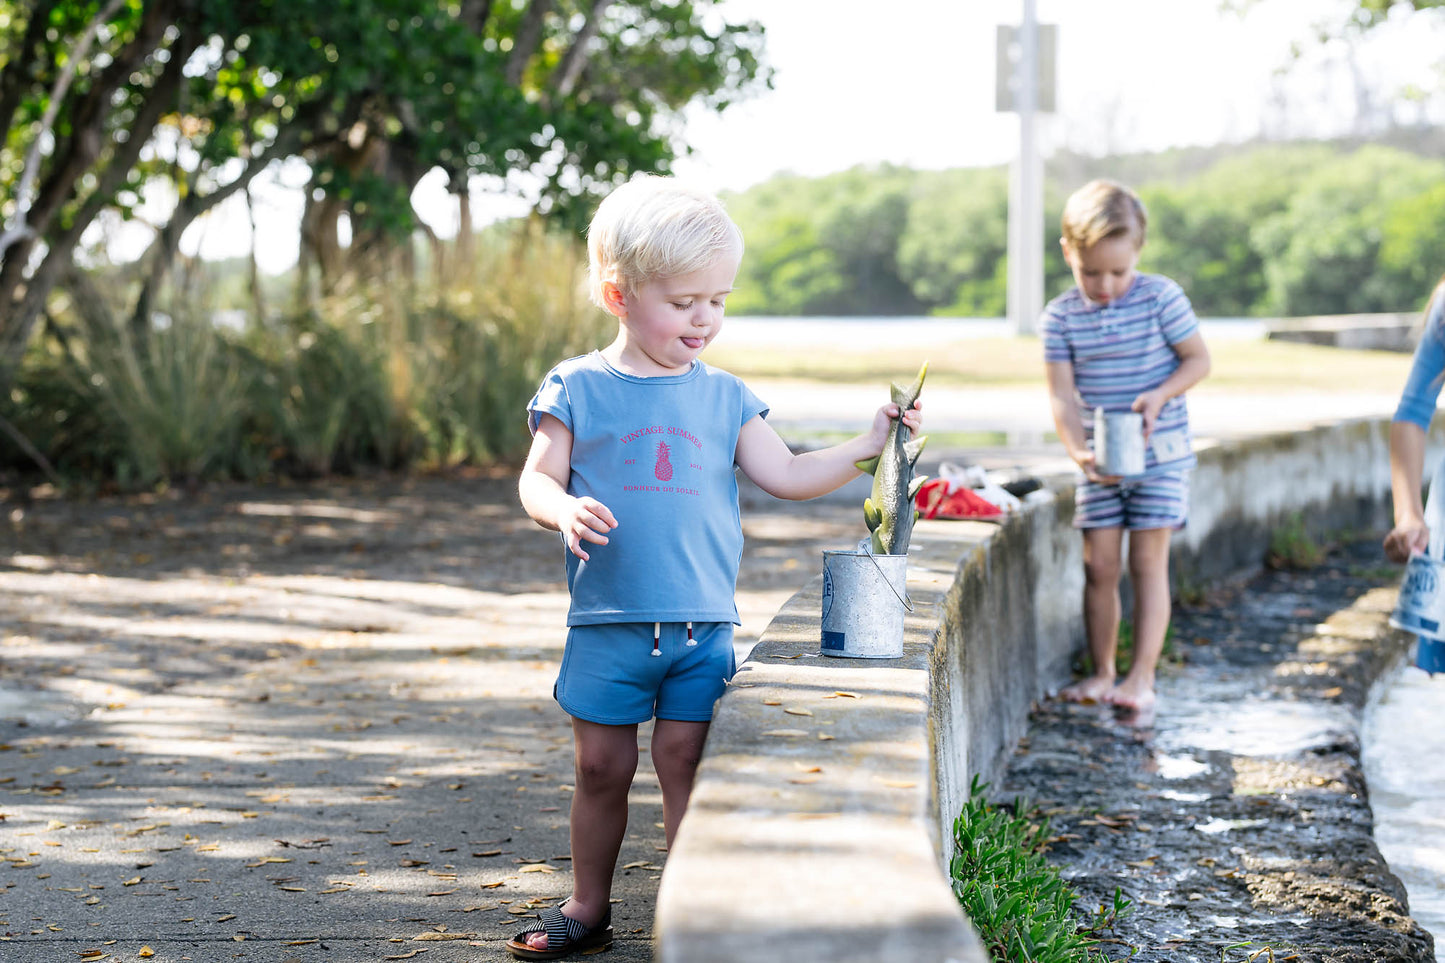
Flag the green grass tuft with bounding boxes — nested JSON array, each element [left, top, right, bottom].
[[952, 776, 1132, 962]]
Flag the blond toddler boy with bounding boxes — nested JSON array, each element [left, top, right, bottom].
[[512, 175, 921, 959]]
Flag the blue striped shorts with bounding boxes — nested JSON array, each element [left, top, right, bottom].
[[1075, 470, 1190, 531]]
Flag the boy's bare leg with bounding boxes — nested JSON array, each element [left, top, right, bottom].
[[1110, 527, 1172, 713], [651, 718, 711, 848], [1062, 527, 1124, 702], [525, 717, 637, 950]]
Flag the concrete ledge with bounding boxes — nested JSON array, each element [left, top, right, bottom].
[[656, 416, 1413, 963], [655, 532, 992, 963], [1265, 312, 1418, 352]]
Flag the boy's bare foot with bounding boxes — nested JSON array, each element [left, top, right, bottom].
[[1058, 674, 1115, 704], [1104, 676, 1156, 714], [1113, 701, 1156, 728]]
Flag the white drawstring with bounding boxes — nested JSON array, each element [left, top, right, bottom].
[[651, 622, 661, 657], [685, 621, 697, 646]]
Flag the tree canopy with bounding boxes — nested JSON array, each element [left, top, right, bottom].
[[0, 0, 769, 368]]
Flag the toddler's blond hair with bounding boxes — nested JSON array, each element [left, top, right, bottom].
[[1060, 179, 1147, 252], [587, 174, 744, 308]]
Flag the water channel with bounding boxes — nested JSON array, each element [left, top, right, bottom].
[[738, 315, 1444, 941], [1364, 657, 1445, 939]]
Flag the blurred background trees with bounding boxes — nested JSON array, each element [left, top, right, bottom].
[[3, 0, 1445, 488], [722, 139, 1445, 319], [0, 0, 768, 485]]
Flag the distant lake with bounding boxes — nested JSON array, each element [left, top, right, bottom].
[[725, 315, 1266, 347]]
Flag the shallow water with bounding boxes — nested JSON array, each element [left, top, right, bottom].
[[1363, 656, 1445, 937]]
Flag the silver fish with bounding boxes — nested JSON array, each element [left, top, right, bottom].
[[855, 362, 928, 555]]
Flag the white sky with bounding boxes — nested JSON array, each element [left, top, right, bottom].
[[671, 0, 1433, 191], [109, 0, 1443, 273]]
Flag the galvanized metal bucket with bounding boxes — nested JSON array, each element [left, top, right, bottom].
[[1389, 553, 1445, 644], [820, 551, 909, 659], [1093, 408, 1146, 477], [1390, 454, 1445, 675]]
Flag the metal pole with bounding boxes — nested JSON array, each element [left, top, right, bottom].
[[1007, 0, 1044, 336]]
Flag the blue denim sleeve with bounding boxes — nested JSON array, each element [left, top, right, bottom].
[[1395, 301, 1445, 429]]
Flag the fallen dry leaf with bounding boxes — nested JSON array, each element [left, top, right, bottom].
[[761, 729, 809, 738], [783, 707, 813, 717]]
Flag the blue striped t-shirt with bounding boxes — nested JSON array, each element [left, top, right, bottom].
[[1041, 272, 1200, 477]]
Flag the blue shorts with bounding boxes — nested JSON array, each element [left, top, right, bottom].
[[554, 621, 736, 725], [1075, 471, 1190, 531]]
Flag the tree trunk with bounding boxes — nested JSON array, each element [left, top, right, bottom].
[[452, 169, 473, 282], [246, 183, 269, 322], [506, 0, 553, 86], [552, 0, 612, 99], [0, 2, 182, 374]]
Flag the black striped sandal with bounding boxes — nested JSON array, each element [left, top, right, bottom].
[[506, 903, 613, 960]]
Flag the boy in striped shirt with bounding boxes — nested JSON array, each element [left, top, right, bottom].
[[1041, 179, 1212, 718]]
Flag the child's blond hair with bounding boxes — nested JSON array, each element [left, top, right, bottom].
[[587, 174, 744, 308], [1060, 179, 1148, 252]]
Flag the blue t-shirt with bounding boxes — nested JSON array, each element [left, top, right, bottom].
[[1394, 296, 1445, 430], [1040, 272, 1200, 477], [527, 351, 769, 626]]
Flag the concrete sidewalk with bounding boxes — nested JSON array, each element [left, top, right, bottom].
[[0, 473, 862, 962]]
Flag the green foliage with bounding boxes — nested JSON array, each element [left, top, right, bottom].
[[1266, 513, 1326, 570], [0, 0, 769, 376], [951, 776, 1131, 962], [7, 316, 262, 488], [1377, 181, 1445, 304], [0, 225, 610, 487], [897, 167, 1011, 316], [1251, 146, 1445, 316], [725, 140, 1445, 319]]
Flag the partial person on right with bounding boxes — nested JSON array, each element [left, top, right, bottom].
[[1384, 272, 1445, 563]]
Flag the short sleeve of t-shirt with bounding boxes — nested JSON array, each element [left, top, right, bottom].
[[1395, 297, 1445, 429], [528, 368, 573, 435], [1154, 278, 1199, 345], [1040, 305, 1072, 364]]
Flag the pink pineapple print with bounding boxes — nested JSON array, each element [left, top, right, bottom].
[[654, 441, 674, 481]]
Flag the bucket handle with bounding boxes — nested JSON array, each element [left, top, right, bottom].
[[865, 550, 914, 613]]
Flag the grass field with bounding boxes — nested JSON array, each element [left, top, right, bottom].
[[702, 335, 1414, 394]]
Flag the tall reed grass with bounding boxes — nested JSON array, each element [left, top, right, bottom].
[[0, 221, 611, 488]]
